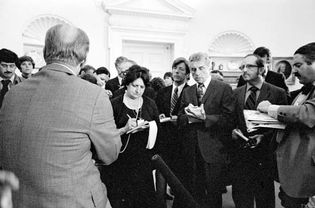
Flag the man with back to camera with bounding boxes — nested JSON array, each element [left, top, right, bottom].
[[231, 54, 287, 208], [0, 24, 126, 208], [0, 48, 22, 108], [257, 42, 315, 208], [177, 52, 234, 208]]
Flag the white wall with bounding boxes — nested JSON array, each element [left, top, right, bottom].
[[0, 0, 109, 68], [0, 0, 314, 74], [180, 0, 315, 57]]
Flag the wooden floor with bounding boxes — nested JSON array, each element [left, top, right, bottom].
[[167, 182, 282, 208]]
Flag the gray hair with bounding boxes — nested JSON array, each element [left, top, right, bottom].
[[188, 52, 211, 67], [43, 24, 89, 66]]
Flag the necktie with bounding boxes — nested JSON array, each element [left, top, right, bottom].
[[245, 86, 258, 110], [197, 83, 204, 105], [170, 87, 178, 115], [0, 80, 11, 108]]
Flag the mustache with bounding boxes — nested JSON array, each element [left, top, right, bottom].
[[294, 71, 301, 77]]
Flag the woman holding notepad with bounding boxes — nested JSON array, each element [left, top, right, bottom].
[[106, 65, 160, 208]]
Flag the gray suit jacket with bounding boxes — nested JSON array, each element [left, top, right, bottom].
[[178, 79, 235, 164], [0, 63, 121, 208], [276, 87, 315, 198]]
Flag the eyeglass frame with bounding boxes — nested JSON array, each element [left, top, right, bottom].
[[239, 64, 259, 71]]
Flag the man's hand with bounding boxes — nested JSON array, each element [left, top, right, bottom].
[[306, 195, 315, 208], [248, 134, 264, 148], [257, 100, 272, 113], [0, 170, 19, 208], [105, 90, 112, 98]]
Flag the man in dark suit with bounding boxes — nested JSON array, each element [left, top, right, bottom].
[[177, 52, 234, 208], [0, 24, 122, 208], [105, 56, 135, 94], [258, 42, 315, 208], [155, 57, 190, 204], [0, 48, 22, 108], [232, 54, 287, 208], [237, 47, 289, 95]]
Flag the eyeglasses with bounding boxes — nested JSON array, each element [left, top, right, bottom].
[[239, 64, 258, 70], [119, 71, 127, 76]]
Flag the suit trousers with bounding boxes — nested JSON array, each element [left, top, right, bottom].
[[232, 161, 275, 208], [173, 144, 223, 208]]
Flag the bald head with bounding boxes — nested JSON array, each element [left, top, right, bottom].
[[43, 24, 89, 67]]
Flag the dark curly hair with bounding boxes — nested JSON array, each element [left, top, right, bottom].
[[18, 56, 35, 69], [122, 65, 150, 87]]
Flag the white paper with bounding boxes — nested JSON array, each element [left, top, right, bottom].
[[160, 117, 171, 123], [243, 110, 286, 132], [146, 121, 158, 149]]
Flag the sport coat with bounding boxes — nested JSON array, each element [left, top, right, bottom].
[[276, 86, 315, 198], [105, 76, 120, 94], [0, 63, 121, 208], [178, 79, 235, 164], [233, 82, 288, 164]]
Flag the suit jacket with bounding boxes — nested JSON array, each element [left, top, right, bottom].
[[178, 79, 235, 164], [237, 70, 289, 94], [0, 63, 122, 208], [156, 84, 189, 117], [233, 82, 288, 166], [155, 84, 189, 166], [105, 76, 120, 94], [276, 86, 315, 198], [0, 73, 23, 108]]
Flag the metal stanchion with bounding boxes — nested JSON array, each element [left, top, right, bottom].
[[151, 154, 200, 208]]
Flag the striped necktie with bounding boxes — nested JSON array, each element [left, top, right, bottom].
[[245, 86, 258, 110], [197, 83, 204, 105], [170, 87, 178, 115]]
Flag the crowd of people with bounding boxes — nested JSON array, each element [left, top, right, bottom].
[[0, 24, 314, 208]]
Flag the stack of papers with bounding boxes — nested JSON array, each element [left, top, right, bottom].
[[243, 110, 286, 132]]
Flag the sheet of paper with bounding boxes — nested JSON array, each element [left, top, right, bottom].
[[160, 117, 171, 123], [146, 121, 158, 149]]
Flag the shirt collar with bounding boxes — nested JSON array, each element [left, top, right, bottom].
[[0, 73, 15, 83], [202, 75, 212, 89], [118, 76, 122, 85], [172, 82, 186, 95], [52, 63, 76, 75]]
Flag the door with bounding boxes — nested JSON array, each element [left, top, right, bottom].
[[122, 40, 173, 78]]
